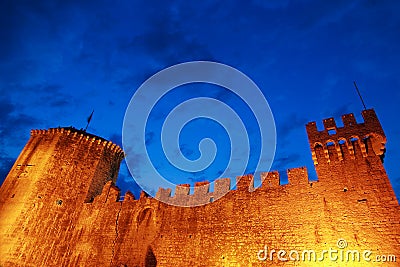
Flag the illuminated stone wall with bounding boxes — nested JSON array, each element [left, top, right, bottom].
[[0, 109, 399, 266], [0, 128, 124, 266]]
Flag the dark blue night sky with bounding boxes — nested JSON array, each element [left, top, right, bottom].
[[1, 0, 399, 199]]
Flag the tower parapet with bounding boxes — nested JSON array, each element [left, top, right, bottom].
[[30, 127, 124, 156], [306, 109, 386, 165]]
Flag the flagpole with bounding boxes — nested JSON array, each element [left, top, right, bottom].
[[353, 81, 367, 110], [84, 110, 94, 131]]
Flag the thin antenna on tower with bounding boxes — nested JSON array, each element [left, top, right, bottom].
[[84, 110, 94, 131], [353, 81, 367, 110]]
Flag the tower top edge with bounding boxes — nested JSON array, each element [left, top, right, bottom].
[[30, 127, 123, 153]]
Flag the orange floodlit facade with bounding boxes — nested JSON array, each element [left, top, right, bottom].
[[0, 109, 399, 266]]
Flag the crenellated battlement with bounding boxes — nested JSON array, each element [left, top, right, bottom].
[[89, 167, 312, 207], [30, 127, 124, 157], [152, 167, 311, 206], [306, 109, 386, 165]]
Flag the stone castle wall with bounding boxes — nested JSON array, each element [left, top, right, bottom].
[[0, 109, 399, 266]]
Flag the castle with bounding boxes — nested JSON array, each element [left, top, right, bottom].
[[0, 109, 399, 266]]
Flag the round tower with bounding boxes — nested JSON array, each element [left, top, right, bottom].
[[0, 127, 124, 263]]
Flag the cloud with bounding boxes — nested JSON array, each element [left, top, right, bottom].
[[0, 156, 14, 184], [330, 104, 353, 121], [108, 133, 122, 147], [144, 132, 156, 146], [116, 12, 215, 67], [252, 0, 290, 9], [276, 1, 359, 33], [271, 153, 302, 171], [115, 162, 142, 198], [0, 97, 40, 183], [179, 144, 195, 158], [38, 84, 74, 107], [277, 113, 307, 141], [0, 97, 40, 142]]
